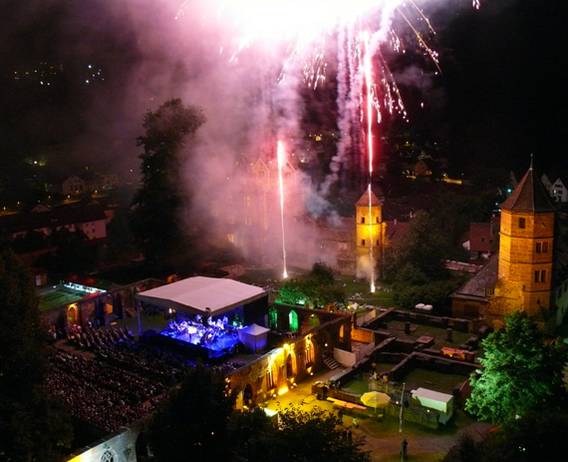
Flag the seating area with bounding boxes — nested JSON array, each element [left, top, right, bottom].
[[67, 325, 133, 350], [45, 327, 190, 433]]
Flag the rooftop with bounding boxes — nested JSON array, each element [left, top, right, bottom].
[[136, 276, 267, 316], [356, 188, 382, 207], [452, 255, 499, 302], [501, 167, 555, 213]]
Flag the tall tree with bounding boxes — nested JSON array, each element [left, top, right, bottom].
[[0, 244, 72, 461], [144, 365, 234, 462], [465, 313, 564, 424], [230, 405, 370, 462], [130, 99, 205, 270], [444, 410, 568, 462]]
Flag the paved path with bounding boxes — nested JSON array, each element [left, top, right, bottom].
[[264, 370, 490, 462]]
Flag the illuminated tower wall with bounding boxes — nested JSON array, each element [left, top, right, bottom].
[[493, 167, 555, 318], [355, 190, 386, 280]]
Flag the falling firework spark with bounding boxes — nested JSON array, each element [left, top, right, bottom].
[[277, 140, 288, 279], [363, 33, 377, 293]]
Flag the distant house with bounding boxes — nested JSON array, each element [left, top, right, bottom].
[[464, 218, 499, 259], [62, 175, 87, 196], [542, 173, 568, 203], [0, 203, 108, 241]]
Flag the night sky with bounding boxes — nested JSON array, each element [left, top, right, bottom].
[[0, 0, 563, 180]]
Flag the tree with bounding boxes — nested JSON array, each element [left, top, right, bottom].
[[0, 244, 72, 461], [465, 313, 564, 424], [444, 410, 568, 462], [277, 263, 345, 308], [144, 365, 234, 462], [104, 208, 138, 263], [383, 211, 451, 283], [130, 98, 205, 270], [230, 406, 370, 462]]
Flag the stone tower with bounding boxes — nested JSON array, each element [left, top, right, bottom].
[[355, 188, 387, 280], [493, 165, 555, 318]]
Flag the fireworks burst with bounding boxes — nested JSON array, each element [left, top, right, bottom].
[[175, 0, 479, 289]]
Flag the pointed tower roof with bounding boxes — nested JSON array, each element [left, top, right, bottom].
[[500, 165, 555, 213], [356, 188, 382, 207]]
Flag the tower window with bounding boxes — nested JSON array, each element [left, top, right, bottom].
[[376, 240, 379, 246], [519, 217, 526, 229], [376, 217, 379, 223], [534, 270, 546, 283], [361, 216, 365, 224], [536, 243, 542, 253], [361, 239, 366, 246], [543, 242, 549, 253]]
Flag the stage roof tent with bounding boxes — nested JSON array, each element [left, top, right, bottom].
[[136, 276, 267, 316]]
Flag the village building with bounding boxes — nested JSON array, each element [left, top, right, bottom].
[[452, 165, 568, 326]]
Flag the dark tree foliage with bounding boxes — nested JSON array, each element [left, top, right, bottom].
[[144, 365, 234, 462], [466, 313, 565, 424], [47, 228, 96, 274], [383, 211, 450, 283], [130, 98, 205, 270], [278, 262, 345, 308], [444, 410, 568, 462], [11, 230, 47, 254], [0, 244, 72, 461], [104, 208, 137, 263], [381, 210, 464, 309], [230, 406, 370, 462]]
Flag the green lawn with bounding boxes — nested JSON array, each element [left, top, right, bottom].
[[38, 289, 83, 312], [337, 276, 395, 307]]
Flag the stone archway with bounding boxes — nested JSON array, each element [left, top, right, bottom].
[[243, 383, 253, 406], [67, 304, 78, 325], [286, 353, 293, 379]]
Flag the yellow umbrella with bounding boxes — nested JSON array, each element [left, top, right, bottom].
[[360, 391, 391, 409]]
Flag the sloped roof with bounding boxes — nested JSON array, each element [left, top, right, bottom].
[[136, 276, 266, 316], [500, 167, 555, 213], [240, 323, 270, 336], [0, 204, 107, 234], [356, 189, 382, 207], [451, 254, 498, 302]]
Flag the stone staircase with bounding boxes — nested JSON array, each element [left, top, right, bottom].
[[323, 355, 341, 370]]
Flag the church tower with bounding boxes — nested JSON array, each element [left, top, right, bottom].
[[493, 165, 555, 318], [355, 188, 386, 280]]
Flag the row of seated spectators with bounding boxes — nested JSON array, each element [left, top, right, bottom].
[[46, 327, 190, 433], [67, 325, 133, 350], [46, 350, 165, 433]]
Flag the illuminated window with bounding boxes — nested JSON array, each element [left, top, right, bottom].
[[519, 218, 526, 229], [289, 310, 299, 333], [268, 306, 278, 329], [266, 368, 275, 389]]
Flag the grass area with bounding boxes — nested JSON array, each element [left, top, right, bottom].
[[337, 276, 395, 307], [38, 288, 83, 312], [237, 268, 280, 285], [401, 368, 468, 394], [383, 320, 471, 349]]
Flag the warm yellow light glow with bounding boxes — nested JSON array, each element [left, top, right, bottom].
[[278, 385, 289, 396]]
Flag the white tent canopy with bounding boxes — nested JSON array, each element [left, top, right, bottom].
[[136, 276, 266, 317], [238, 323, 270, 352]]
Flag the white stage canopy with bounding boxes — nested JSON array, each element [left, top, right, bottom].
[[136, 276, 267, 317]]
